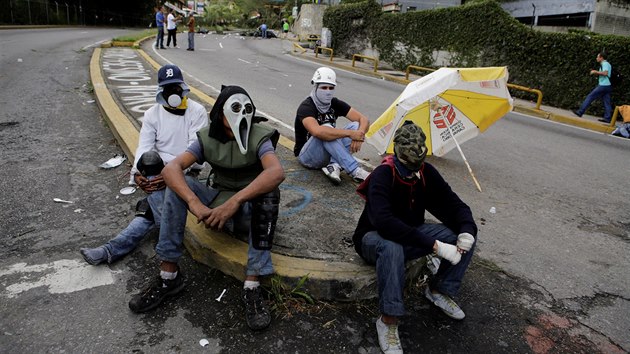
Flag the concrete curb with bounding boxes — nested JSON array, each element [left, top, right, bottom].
[[89, 46, 387, 301]]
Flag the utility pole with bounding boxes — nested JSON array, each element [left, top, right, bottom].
[[27, 0, 32, 24], [531, 3, 536, 29]]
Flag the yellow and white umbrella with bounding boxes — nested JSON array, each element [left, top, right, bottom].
[[367, 67, 513, 191]]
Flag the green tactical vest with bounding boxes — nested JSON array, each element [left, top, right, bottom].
[[197, 124, 277, 208]]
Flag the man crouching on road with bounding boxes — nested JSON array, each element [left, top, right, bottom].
[[353, 121, 477, 353], [129, 85, 285, 331]]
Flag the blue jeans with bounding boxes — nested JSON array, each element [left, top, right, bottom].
[[577, 85, 613, 121], [156, 27, 164, 48], [187, 32, 194, 49], [156, 176, 273, 276], [298, 122, 359, 173], [360, 223, 475, 317], [261, 28, 267, 38], [104, 190, 164, 262]]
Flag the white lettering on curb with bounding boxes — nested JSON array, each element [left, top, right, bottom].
[[102, 48, 156, 118]]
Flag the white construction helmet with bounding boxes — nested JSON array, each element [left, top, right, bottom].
[[311, 67, 337, 86]]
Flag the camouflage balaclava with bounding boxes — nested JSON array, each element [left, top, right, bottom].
[[393, 121, 428, 171]]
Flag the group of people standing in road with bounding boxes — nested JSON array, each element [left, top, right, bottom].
[[79, 62, 477, 353], [154, 6, 196, 51]]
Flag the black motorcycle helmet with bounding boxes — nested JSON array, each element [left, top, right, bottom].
[[136, 151, 165, 177]]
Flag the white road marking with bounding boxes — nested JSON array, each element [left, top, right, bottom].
[[81, 38, 110, 51], [198, 48, 216, 52], [0, 259, 119, 298], [238, 58, 251, 64], [219, 42, 223, 49]]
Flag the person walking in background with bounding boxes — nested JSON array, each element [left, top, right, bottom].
[[155, 6, 166, 49], [353, 122, 477, 353], [293, 67, 371, 185], [573, 52, 613, 123], [186, 13, 195, 51], [282, 20, 289, 39], [259, 23, 268, 39], [166, 8, 181, 48]]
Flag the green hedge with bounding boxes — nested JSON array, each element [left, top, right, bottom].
[[324, 0, 630, 116]]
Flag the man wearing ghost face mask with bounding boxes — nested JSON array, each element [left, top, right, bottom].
[[294, 67, 371, 185], [129, 85, 285, 332], [353, 122, 477, 353]]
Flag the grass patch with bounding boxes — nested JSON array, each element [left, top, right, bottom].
[[112, 29, 156, 43], [268, 274, 315, 318]]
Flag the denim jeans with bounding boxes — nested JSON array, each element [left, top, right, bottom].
[[360, 223, 475, 317], [156, 27, 164, 48], [187, 32, 194, 49], [298, 121, 359, 173], [104, 189, 164, 262], [577, 85, 613, 121], [156, 176, 273, 276]]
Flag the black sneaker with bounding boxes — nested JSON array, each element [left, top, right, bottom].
[[572, 110, 582, 117], [128, 273, 185, 313], [242, 287, 271, 330]]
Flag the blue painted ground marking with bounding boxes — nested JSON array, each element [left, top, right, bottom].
[[279, 184, 312, 216]]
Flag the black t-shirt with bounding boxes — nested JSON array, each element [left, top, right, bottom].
[[293, 97, 351, 156]]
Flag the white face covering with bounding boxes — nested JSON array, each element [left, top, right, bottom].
[[310, 84, 335, 113], [223, 93, 254, 154]]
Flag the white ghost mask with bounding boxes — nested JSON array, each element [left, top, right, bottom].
[[223, 93, 254, 154]]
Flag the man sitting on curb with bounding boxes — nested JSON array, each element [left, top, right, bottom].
[[293, 67, 371, 185], [128, 85, 285, 332], [80, 64, 207, 265], [353, 121, 477, 354]]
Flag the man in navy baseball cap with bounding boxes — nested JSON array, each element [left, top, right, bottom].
[[156, 64, 190, 108], [79, 64, 207, 266]]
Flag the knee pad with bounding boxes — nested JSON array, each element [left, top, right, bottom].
[[135, 197, 154, 221], [250, 188, 280, 250]]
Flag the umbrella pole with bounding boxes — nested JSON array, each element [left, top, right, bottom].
[[445, 123, 483, 192]]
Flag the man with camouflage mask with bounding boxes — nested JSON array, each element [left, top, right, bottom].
[[354, 121, 477, 354]]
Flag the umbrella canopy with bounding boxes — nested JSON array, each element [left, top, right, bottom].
[[367, 67, 513, 157]]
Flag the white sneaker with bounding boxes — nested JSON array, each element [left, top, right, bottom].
[[322, 163, 341, 185], [350, 167, 370, 182], [376, 317, 403, 354], [425, 287, 465, 320]]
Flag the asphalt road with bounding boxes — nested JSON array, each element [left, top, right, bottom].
[[0, 28, 628, 353]]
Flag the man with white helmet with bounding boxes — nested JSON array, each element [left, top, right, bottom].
[[294, 67, 371, 184], [354, 121, 477, 354], [128, 85, 285, 332], [79, 64, 207, 265]]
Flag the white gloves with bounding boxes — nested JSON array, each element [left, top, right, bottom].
[[457, 233, 475, 252], [435, 241, 461, 265]]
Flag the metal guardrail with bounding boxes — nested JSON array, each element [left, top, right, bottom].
[[506, 84, 543, 110], [315, 47, 334, 61], [609, 106, 622, 127], [405, 65, 435, 79], [292, 42, 306, 54], [352, 54, 379, 73], [404, 64, 544, 110]]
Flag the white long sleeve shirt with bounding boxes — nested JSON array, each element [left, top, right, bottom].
[[129, 99, 208, 184]]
